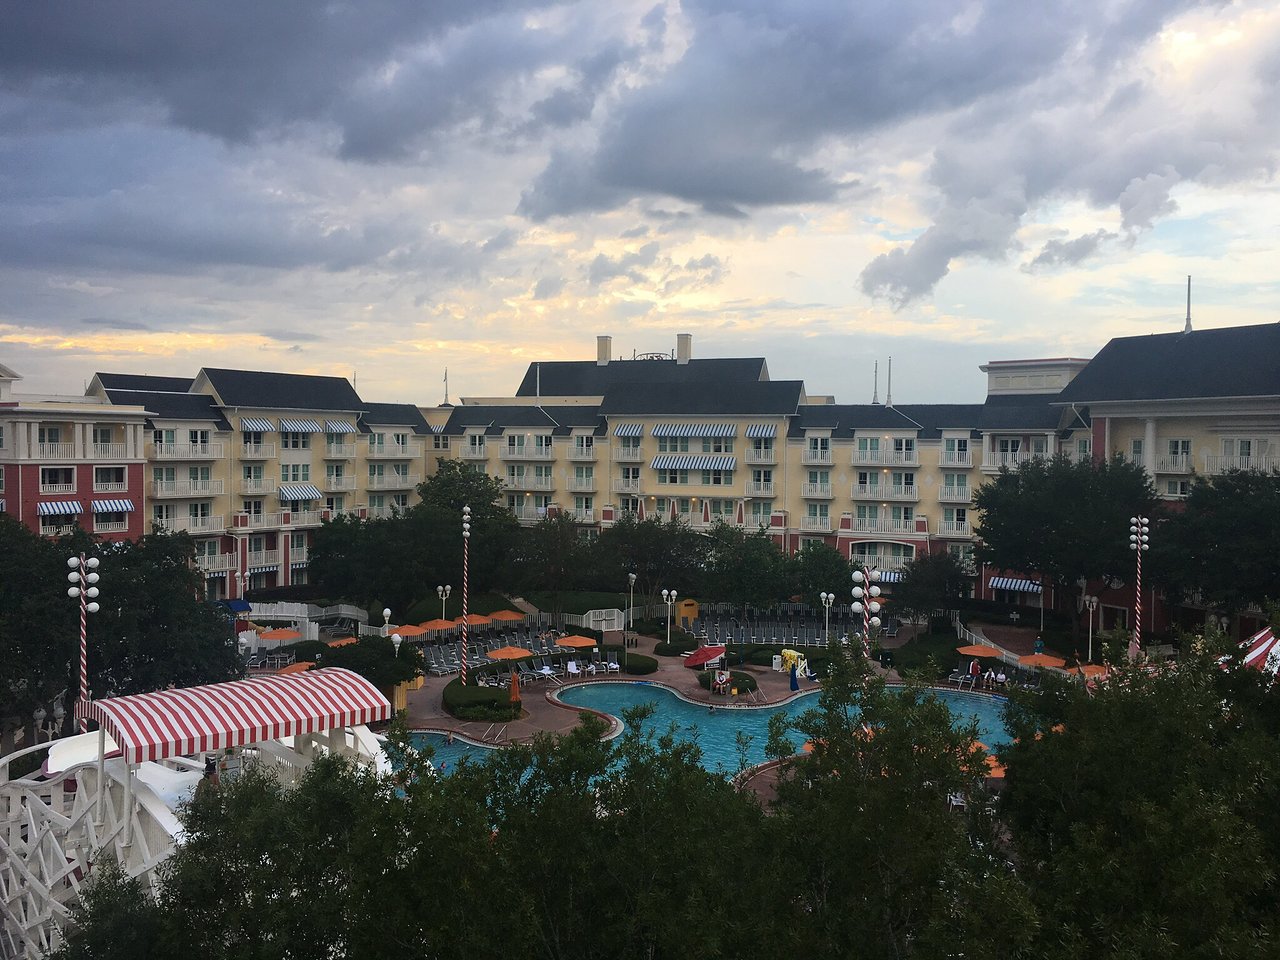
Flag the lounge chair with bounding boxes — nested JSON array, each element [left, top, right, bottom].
[[606, 652, 620, 672], [566, 660, 581, 678]]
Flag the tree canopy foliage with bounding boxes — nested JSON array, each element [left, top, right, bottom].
[[890, 550, 969, 635]]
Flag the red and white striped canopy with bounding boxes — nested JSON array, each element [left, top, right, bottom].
[[75, 667, 391, 764], [1242, 626, 1279, 676]]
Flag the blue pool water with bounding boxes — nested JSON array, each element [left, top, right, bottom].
[[413, 683, 1009, 776]]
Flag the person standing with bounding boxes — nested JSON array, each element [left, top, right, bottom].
[[968, 658, 982, 687]]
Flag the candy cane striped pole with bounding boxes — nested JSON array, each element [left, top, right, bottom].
[[1128, 515, 1149, 661], [461, 505, 471, 686], [67, 553, 101, 733]]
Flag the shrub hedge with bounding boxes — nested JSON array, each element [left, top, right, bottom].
[[695, 669, 758, 694], [654, 637, 698, 657], [621, 653, 658, 675], [442, 677, 522, 722]]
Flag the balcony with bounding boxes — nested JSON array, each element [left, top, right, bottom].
[[196, 553, 237, 574], [885, 485, 919, 502], [291, 548, 310, 565], [801, 483, 833, 498], [94, 520, 129, 534], [505, 475, 554, 492], [566, 477, 595, 493], [800, 515, 833, 533], [852, 555, 912, 572], [246, 549, 281, 569], [938, 486, 972, 503], [245, 512, 283, 529], [152, 442, 224, 460], [38, 442, 75, 459], [802, 449, 833, 465], [93, 480, 128, 493], [1202, 455, 1280, 474], [242, 443, 276, 459], [501, 446, 554, 460], [850, 518, 916, 535], [368, 473, 419, 490], [39, 482, 76, 495], [509, 506, 546, 521], [459, 445, 488, 460], [939, 450, 973, 467], [241, 478, 273, 495], [567, 447, 597, 462], [983, 452, 1034, 471], [324, 443, 356, 459], [852, 484, 883, 500], [156, 515, 225, 535], [1156, 454, 1192, 473], [613, 479, 642, 494], [745, 481, 775, 497], [92, 442, 127, 459], [852, 449, 919, 466], [938, 520, 973, 537], [40, 523, 79, 537], [368, 443, 421, 460], [744, 448, 777, 465], [152, 479, 225, 498], [323, 476, 357, 492], [287, 511, 323, 527], [612, 445, 644, 462], [366, 505, 398, 519]]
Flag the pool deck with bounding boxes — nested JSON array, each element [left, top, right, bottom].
[[403, 632, 897, 746]]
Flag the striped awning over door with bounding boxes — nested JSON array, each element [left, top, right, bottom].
[[240, 417, 275, 432], [324, 420, 356, 433], [651, 423, 736, 438], [279, 483, 323, 501], [744, 424, 777, 438], [279, 418, 322, 433], [650, 455, 737, 471], [37, 501, 83, 516], [613, 423, 644, 437], [92, 499, 136, 513], [989, 577, 1042, 594]]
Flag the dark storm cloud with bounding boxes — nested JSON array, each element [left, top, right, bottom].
[[587, 241, 659, 285], [79, 317, 152, 331]]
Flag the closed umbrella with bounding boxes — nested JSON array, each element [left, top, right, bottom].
[[510, 669, 521, 704], [789, 663, 799, 692]]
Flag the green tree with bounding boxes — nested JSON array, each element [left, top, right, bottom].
[[974, 454, 1158, 638], [703, 520, 787, 616], [891, 550, 968, 639], [506, 512, 587, 620], [1156, 468, 1280, 615], [592, 514, 708, 606], [786, 540, 851, 603]]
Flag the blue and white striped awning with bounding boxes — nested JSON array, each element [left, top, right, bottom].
[[613, 423, 644, 437], [745, 424, 777, 439], [990, 577, 1042, 594], [248, 565, 276, 574], [37, 500, 83, 516], [877, 570, 902, 583], [279, 483, 323, 501], [92, 499, 135, 513], [279, 418, 321, 433], [241, 417, 274, 432], [0, 500, 6, 512], [324, 420, 356, 434], [429, 424, 446, 434], [651, 423, 736, 438], [650, 455, 737, 471]]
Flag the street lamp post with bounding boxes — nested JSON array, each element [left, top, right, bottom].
[[851, 566, 882, 653], [437, 584, 451, 623], [662, 588, 678, 648], [461, 505, 472, 686], [382, 607, 392, 637], [1128, 515, 1150, 660], [66, 554, 102, 734], [391, 633, 403, 658], [819, 591, 834, 644], [627, 573, 636, 634], [1083, 594, 1099, 663]]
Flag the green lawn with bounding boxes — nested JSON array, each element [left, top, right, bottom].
[[404, 590, 512, 623], [522, 590, 631, 616]]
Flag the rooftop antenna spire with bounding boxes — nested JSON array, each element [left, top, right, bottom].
[[443, 367, 449, 405], [871, 360, 880, 404], [1184, 275, 1193, 333], [536, 362, 541, 403], [886, 356, 893, 408]]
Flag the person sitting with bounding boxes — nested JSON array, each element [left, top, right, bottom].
[[712, 670, 732, 695], [983, 667, 996, 690], [995, 669, 1008, 687]]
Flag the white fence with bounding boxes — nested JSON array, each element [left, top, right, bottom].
[[249, 601, 369, 627]]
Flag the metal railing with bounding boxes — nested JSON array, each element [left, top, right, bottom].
[[196, 553, 237, 573], [324, 443, 356, 459], [939, 451, 973, 467], [851, 449, 919, 466], [155, 514, 225, 534], [801, 483, 832, 498], [504, 475, 554, 491], [613, 478, 641, 493], [567, 447, 597, 461], [938, 520, 972, 537], [566, 478, 595, 492], [1155, 454, 1192, 473], [91, 442, 127, 459], [743, 448, 777, 464], [612, 446, 644, 462], [500, 446, 555, 460], [367, 473, 419, 489], [151, 442, 224, 459], [850, 518, 916, 534], [801, 449, 833, 464], [800, 515, 832, 532], [745, 481, 775, 496], [241, 443, 276, 458], [938, 487, 972, 502], [152, 479, 224, 498], [367, 443, 422, 460]]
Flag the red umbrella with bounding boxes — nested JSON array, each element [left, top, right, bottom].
[[1243, 626, 1279, 675], [684, 645, 727, 669]]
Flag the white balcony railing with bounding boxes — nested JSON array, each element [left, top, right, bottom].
[[800, 515, 833, 532], [504, 476, 554, 491], [1202, 455, 1280, 474], [288, 511, 323, 527], [40, 523, 79, 537], [745, 481, 775, 497], [885, 485, 919, 501], [501, 446, 555, 460], [323, 476, 357, 492], [939, 520, 973, 537], [744, 448, 777, 464], [324, 443, 356, 459], [38, 442, 76, 459], [1155, 454, 1192, 473], [94, 520, 129, 534], [196, 553, 237, 573], [93, 481, 128, 493], [850, 518, 917, 535], [155, 515, 225, 534], [367, 473, 420, 490], [566, 478, 595, 492], [612, 446, 645, 462], [40, 482, 76, 494], [852, 484, 883, 500], [939, 451, 973, 467], [367, 443, 421, 460], [852, 449, 919, 466], [460, 446, 488, 459], [852, 555, 912, 572], [565, 509, 595, 524], [152, 479, 224, 498], [241, 443, 276, 458], [509, 506, 546, 521], [92, 442, 127, 459], [983, 452, 1034, 470], [246, 550, 282, 568], [801, 483, 833, 498], [241, 478, 273, 495], [152, 442, 224, 460], [613, 479, 642, 494], [568, 447, 597, 461], [802, 449, 833, 465], [938, 487, 972, 503], [246, 512, 283, 529]]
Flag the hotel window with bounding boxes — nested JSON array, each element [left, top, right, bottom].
[[534, 434, 553, 453], [41, 466, 74, 489], [188, 502, 212, 521], [506, 435, 526, 455], [393, 432, 410, 449], [391, 494, 408, 510], [39, 426, 62, 445], [244, 430, 264, 448], [659, 469, 689, 485], [153, 466, 175, 485], [622, 466, 640, 484], [94, 466, 124, 488], [677, 498, 692, 516], [326, 496, 344, 513], [92, 426, 113, 445], [701, 437, 733, 454], [857, 470, 879, 489], [281, 431, 309, 449], [369, 494, 385, 511], [466, 434, 485, 454], [655, 497, 668, 514], [856, 436, 879, 455], [195, 539, 218, 560], [533, 494, 552, 511], [891, 471, 915, 489], [0, 426, 5, 449], [291, 531, 307, 550], [620, 497, 641, 514], [808, 437, 830, 455], [619, 436, 641, 453], [432, 434, 450, 449], [944, 437, 968, 456], [507, 465, 526, 483], [283, 464, 310, 481], [188, 465, 212, 485], [325, 464, 344, 481], [153, 504, 175, 523], [808, 469, 830, 486], [369, 463, 385, 480], [657, 436, 689, 453], [750, 500, 772, 521], [708, 499, 732, 517], [369, 432, 386, 450], [573, 465, 593, 483], [0, 466, 5, 492], [244, 464, 264, 482], [751, 438, 773, 455], [242, 499, 263, 516], [856, 504, 879, 520], [574, 496, 593, 513], [752, 469, 772, 486], [153, 429, 175, 446], [391, 464, 410, 480], [701, 469, 733, 486], [574, 435, 594, 453], [891, 505, 914, 522], [1031, 436, 1049, 456], [189, 429, 210, 447], [534, 464, 554, 483], [1129, 439, 1143, 462], [944, 507, 966, 524], [1076, 437, 1091, 458], [942, 472, 966, 492], [1169, 439, 1191, 457], [893, 437, 915, 457], [807, 503, 829, 520], [1166, 479, 1190, 498], [998, 438, 1021, 455], [464, 463, 487, 475]]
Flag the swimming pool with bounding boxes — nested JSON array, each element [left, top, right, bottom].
[[412, 682, 1009, 776]]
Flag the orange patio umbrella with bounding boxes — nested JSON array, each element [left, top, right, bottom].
[[487, 645, 534, 661], [418, 619, 456, 631], [260, 628, 302, 641], [1019, 653, 1067, 669], [326, 636, 359, 648], [277, 661, 314, 674], [393, 624, 429, 637], [973, 741, 1006, 779], [1076, 663, 1107, 679], [557, 635, 598, 649], [488, 610, 526, 621], [455, 613, 492, 626], [956, 644, 1003, 659]]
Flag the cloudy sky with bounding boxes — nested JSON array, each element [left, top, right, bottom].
[[3, 0, 1278, 405]]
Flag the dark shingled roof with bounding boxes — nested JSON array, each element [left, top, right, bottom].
[[200, 367, 362, 411], [892, 404, 987, 440], [598, 381, 803, 416], [106, 390, 233, 432], [979, 394, 1064, 430], [515, 357, 768, 396], [788, 404, 922, 438], [358, 402, 432, 435], [441, 405, 605, 436], [1055, 324, 1280, 403], [95, 372, 194, 393]]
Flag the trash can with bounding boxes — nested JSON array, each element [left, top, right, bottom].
[[772, 654, 783, 672], [879, 650, 894, 668]]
